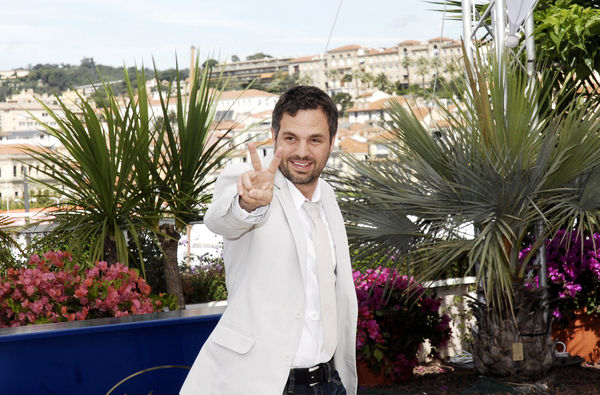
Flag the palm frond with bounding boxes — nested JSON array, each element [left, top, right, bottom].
[[335, 44, 600, 317]]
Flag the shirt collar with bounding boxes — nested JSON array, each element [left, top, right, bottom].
[[285, 177, 322, 211]]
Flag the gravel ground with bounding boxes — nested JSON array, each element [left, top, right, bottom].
[[357, 360, 600, 394]]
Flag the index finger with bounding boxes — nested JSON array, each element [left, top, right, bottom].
[[266, 147, 283, 174], [248, 143, 262, 172]]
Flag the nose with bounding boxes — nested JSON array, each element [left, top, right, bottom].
[[297, 140, 309, 157]]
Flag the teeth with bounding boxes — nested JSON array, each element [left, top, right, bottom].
[[293, 161, 309, 167]]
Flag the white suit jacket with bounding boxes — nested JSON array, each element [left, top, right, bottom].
[[180, 162, 358, 395]]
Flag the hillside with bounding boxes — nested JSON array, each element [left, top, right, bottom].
[[0, 58, 189, 101]]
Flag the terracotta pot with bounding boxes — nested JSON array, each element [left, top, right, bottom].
[[356, 360, 394, 387], [552, 310, 600, 362]]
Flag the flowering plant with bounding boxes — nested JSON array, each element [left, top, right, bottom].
[[520, 230, 600, 324], [180, 251, 227, 304], [354, 267, 451, 383], [0, 251, 176, 328]]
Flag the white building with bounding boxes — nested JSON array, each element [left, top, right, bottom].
[[288, 38, 461, 98]]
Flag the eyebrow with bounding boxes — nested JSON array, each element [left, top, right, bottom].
[[279, 131, 327, 139]]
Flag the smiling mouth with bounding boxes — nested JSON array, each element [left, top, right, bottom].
[[291, 160, 312, 168]]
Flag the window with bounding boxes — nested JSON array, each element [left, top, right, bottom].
[[13, 165, 16, 177], [14, 191, 18, 197]]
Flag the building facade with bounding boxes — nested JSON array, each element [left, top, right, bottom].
[[288, 37, 461, 97]]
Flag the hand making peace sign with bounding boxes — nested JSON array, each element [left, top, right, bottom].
[[237, 143, 283, 213]]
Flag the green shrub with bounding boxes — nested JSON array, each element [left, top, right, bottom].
[[180, 251, 227, 304]]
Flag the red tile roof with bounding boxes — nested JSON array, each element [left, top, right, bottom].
[[398, 40, 421, 46], [347, 96, 409, 112], [428, 37, 455, 43], [291, 55, 320, 63], [218, 89, 277, 100], [365, 47, 399, 56], [339, 136, 368, 154], [0, 144, 50, 155], [328, 44, 365, 53]]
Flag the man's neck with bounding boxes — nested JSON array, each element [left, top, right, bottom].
[[295, 181, 318, 201]]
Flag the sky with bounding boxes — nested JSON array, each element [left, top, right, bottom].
[[0, 0, 463, 71]]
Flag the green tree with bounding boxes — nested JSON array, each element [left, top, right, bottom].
[[27, 59, 235, 309], [246, 52, 273, 61], [534, 0, 600, 105], [414, 57, 430, 89], [231, 55, 240, 62], [374, 73, 392, 93], [25, 77, 154, 266], [332, 92, 353, 116], [401, 55, 412, 88], [438, 0, 600, 105], [201, 59, 219, 69], [334, 50, 600, 379], [145, 58, 235, 308]]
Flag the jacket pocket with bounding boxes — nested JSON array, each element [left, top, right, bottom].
[[211, 324, 255, 354]]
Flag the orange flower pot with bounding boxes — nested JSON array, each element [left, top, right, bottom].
[[357, 360, 394, 387], [552, 310, 600, 362]]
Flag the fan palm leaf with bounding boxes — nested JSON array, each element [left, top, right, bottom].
[[25, 75, 155, 266], [335, 47, 600, 317]]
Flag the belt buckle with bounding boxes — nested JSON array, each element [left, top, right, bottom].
[[308, 365, 320, 387]]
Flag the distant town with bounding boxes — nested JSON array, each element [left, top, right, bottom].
[[0, 37, 461, 224]]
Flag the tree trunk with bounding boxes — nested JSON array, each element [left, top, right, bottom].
[[104, 235, 118, 266], [470, 284, 554, 380], [158, 223, 186, 309]]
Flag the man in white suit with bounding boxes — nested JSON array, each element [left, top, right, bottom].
[[181, 86, 358, 395]]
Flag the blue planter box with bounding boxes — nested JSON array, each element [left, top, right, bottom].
[[0, 305, 223, 395]]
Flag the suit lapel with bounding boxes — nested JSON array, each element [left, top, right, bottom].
[[274, 171, 308, 282]]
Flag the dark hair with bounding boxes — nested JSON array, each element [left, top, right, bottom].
[[271, 85, 338, 141]]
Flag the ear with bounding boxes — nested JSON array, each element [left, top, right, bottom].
[[271, 127, 277, 144], [329, 134, 336, 153]]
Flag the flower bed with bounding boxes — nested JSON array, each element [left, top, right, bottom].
[[0, 251, 175, 328], [354, 267, 452, 383]]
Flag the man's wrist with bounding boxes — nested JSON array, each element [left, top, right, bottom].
[[233, 194, 269, 223], [239, 197, 260, 213]]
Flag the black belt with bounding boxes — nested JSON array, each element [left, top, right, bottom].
[[288, 358, 335, 387]]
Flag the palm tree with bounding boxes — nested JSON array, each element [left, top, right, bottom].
[[374, 73, 392, 93], [414, 57, 430, 90], [0, 216, 23, 269], [333, 49, 600, 379], [26, 78, 154, 266], [401, 55, 412, 89], [147, 58, 235, 308], [28, 59, 234, 309]]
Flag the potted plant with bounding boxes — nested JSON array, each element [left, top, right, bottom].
[[521, 230, 600, 361], [334, 45, 600, 380], [354, 266, 451, 384], [0, 250, 176, 327]]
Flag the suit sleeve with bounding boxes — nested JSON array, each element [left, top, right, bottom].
[[204, 163, 270, 239]]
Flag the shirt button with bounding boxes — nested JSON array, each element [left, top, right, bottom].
[[308, 311, 319, 320], [285, 354, 291, 360], [296, 311, 302, 319]]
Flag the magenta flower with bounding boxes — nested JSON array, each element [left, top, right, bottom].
[[520, 230, 600, 323], [354, 266, 452, 383]]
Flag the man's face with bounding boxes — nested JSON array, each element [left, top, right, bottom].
[[272, 108, 333, 196]]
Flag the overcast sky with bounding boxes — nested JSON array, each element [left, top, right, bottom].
[[1, 0, 463, 71]]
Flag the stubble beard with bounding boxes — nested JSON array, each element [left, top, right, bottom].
[[279, 157, 322, 185]]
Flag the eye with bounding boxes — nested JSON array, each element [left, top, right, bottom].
[[312, 138, 322, 144]]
